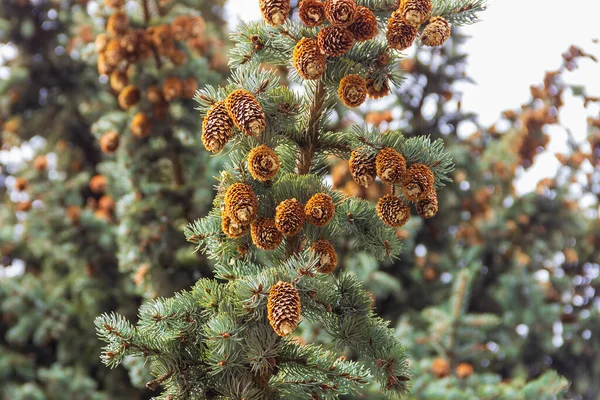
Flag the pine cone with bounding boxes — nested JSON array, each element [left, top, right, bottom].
[[275, 198, 305, 236], [399, 0, 432, 26], [171, 16, 192, 41], [421, 17, 451, 47], [348, 6, 378, 42], [376, 147, 406, 184], [310, 239, 338, 273], [259, 0, 291, 26], [146, 85, 164, 104], [33, 155, 47, 171], [402, 163, 434, 201], [106, 11, 129, 37], [224, 183, 258, 225], [131, 112, 152, 138], [182, 77, 198, 99], [324, 0, 357, 27], [104, 0, 124, 8], [377, 194, 410, 227], [109, 70, 127, 92], [338, 74, 367, 108], [120, 30, 146, 62], [455, 363, 474, 379], [267, 281, 301, 336], [318, 26, 354, 57], [170, 49, 187, 66], [90, 175, 107, 194], [432, 358, 450, 378], [104, 39, 124, 67], [118, 85, 140, 110], [248, 145, 280, 181], [222, 213, 250, 238], [98, 195, 116, 212], [293, 38, 327, 80], [386, 10, 418, 51], [251, 217, 283, 250], [163, 77, 183, 102], [366, 77, 390, 99], [305, 193, 335, 227], [100, 131, 120, 154], [202, 101, 234, 153], [416, 190, 438, 218], [299, 0, 326, 27], [225, 90, 266, 136], [151, 25, 175, 55], [95, 34, 109, 53], [349, 147, 376, 187], [66, 205, 82, 224], [14, 177, 28, 191]]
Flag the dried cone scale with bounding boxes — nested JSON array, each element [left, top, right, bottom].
[[376, 147, 407, 184], [386, 10, 418, 51], [259, 0, 291, 26], [202, 101, 235, 153], [251, 217, 283, 250], [299, 0, 326, 27], [224, 183, 258, 225], [248, 145, 280, 181], [222, 214, 249, 238], [338, 74, 367, 108], [293, 38, 327, 80], [399, 0, 432, 26], [421, 17, 451, 47], [349, 147, 376, 187], [324, 0, 357, 27], [377, 194, 410, 227], [402, 163, 434, 202], [225, 90, 266, 136], [348, 6, 378, 42], [305, 193, 335, 227], [267, 281, 301, 336], [318, 26, 354, 57], [416, 190, 439, 218], [275, 198, 305, 236], [310, 239, 338, 273]]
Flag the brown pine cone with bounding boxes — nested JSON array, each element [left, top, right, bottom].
[[100, 131, 120, 154], [90, 175, 107, 194], [146, 85, 164, 104], [455, 363, 474, 379], [310, 239, 338, 273], [224, 183, 258, 225], [377, 194, 410, 227], [376, 147, 406, 184], [299, 0, 326, 27], [402, 163, 434, 201], [399, 0, 432, 26], [366, 77, 390, 99], [109, 70, 127, 92], [189, 16, 206, 37], [251, 217, 283, 250], [98, 195, 116, 212], [202, 101, 235, 153], [171, 16, 192, 41], [33, 155, 47, 171], [275, 198, 305, 236], [95, 34, 109, 53], [305, 193, 336, 227], [117, 85, 140, 110], [14, 177, 28, 191], [182, 77, 198, 99], [131, 113, 152, 138], [259, 0, 291, 26], [163, 77, 183, 102], [170, 49, 187, 66], [348, 6, 378, 42], [386, 10, 418, 51], [324, 0, 357, 27], [349, 147, 376, 187], [66, 205, 82, 225], [120, 30, 146, 62], [421, 17, 451, 47], [248, 145, 280, 181], [104, 0, 124, 8], [222, 213, 250, 238], [432, 358, 450, 378], [338, 74, 367, 107], [225, 90, 266, 136], [151, 25, 175, 55], [318, 25, 354, 57], [293, 38, 327, 80], [106, 11, 129, 37], [416, 190, 438, 218], [267, 281, 301, 336], [103, 39, 124, 67]]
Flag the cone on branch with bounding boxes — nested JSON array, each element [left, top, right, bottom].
[[118, 85, 140, 110], [251, 217, 283, 250], [224, 183, 258, 225], [299, 0, 326, 27], [33, 155, 47, 171], [163, 77, 183, 102], [338, 74, 367, 108], [100, 131, 120, 154], [377, 194, 410, 227], [455, 362, 474, 379], [222, 214, 250, 238], [324, 0, 357, 27], [348, 6, 378, 42], [182, 77, 199, 99], [416, 190, 438, 218], [376, 147, 407, 184], [399, 0, 432, 26], [267, 281, 301, 336], [202, 101, 235, 153], [366, 77, 390, 99], [293, 38, 327, 80], [225, 90, 266, 136], [109, 70, 128, 92], [387, 10, 418, 51], [248, 145, 280, 182], [275, 198, 305, 236], [89, 175, 107, 194], [349, 147, 376, 187], [106, 11, 129, 37], [421, 17, 451, 47], [318, 26, 354, 57], [14, 177, 28, 191], [310, 239, 338, 273], [104, 0, 124, 8], [131, 112, 152, 138], [402, 163, 434, 202], [305, 193, 335, 227], [259, 0, 291, 26], [431, 357, 450, 378], [103, 39, 124, 67]]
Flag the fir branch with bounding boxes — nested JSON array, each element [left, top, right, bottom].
[[432, 0, 488, 26]]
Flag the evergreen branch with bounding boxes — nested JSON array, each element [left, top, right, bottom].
[[432, 0, 488, 25]]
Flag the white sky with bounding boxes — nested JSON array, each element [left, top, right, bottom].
[[225, 0, 600, 196]]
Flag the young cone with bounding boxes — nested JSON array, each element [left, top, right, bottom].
[[387, 10, 418, 51], [402, 163, 434, 201], [348, 6, 378, 42], [224, 183, 258, 225], [248, 145, 280, 181], [259, 0, 291, 26], [310, 239, 338, 273], [267, 281, 301, 336], [338, 74, 368, 108], [293, 38, 327, 80], [318, 26, 354, 57], [251, 217, 283, 250], [377, 194, 411, 227], [305, 193, 335, 227], [299, 0, 326, 27], [275, 198, 305, 236], [201, 101, 235, 153], [376, 147, 407, 184], [225, 90, 266, 136], [324, 0, 357, 27], [349, 147, 376, 187], [421, 17, 451, 47]]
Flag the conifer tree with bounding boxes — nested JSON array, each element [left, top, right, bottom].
[[95, 0, 489, 398]]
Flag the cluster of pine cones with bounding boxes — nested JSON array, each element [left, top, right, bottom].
[[387, 0, 451, 50], [349, 146, 439, 227]]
